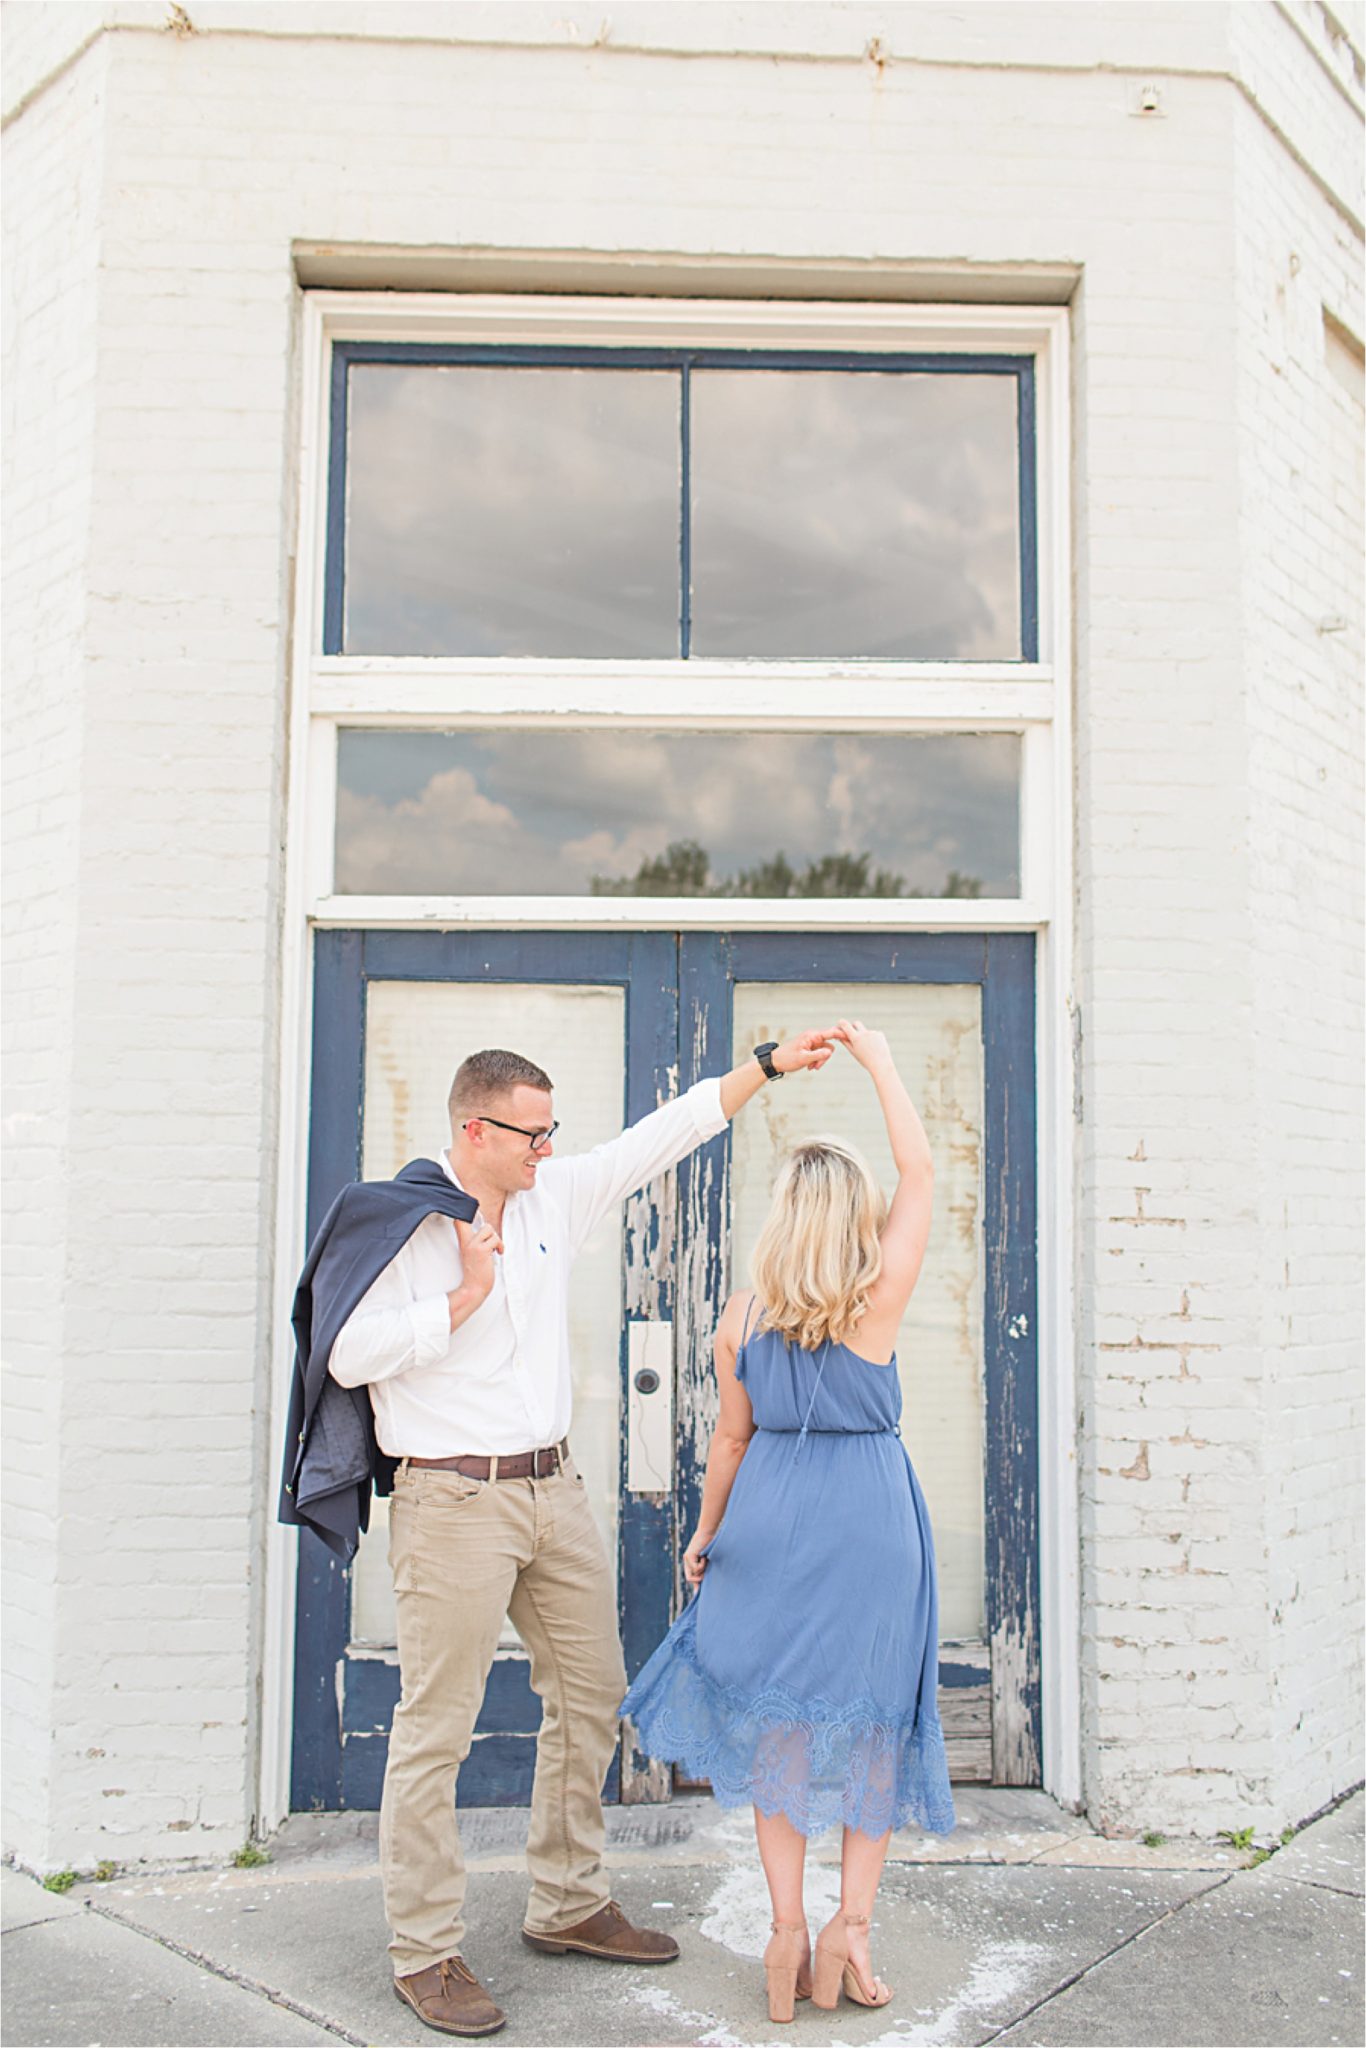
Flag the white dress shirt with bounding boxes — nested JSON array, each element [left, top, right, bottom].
[[327, 1077, 727, 1457]]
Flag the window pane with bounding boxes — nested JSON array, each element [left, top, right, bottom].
[[731, 981, 986, 1639], [690, 370, 1021, 658], [342, 365, 680, 656], [335, 729, 1020, 897]]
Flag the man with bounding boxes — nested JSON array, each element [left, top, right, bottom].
[[326, 1030, 836, 2036]]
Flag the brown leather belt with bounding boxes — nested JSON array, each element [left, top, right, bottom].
[[405, 1438, 569, 1481]]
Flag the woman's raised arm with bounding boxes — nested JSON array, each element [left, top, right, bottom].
[[832, 1020, 934, 1337]]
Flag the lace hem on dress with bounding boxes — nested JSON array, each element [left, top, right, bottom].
[[621, 1601, 957, 1841]]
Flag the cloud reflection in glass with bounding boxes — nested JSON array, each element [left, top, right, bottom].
[[334, 731, 1021, 898], [340, 363, 1023, 659], [690, 369, 1020, 659]]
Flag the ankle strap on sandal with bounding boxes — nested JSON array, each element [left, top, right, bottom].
[[839, 1911, 871, 1926]]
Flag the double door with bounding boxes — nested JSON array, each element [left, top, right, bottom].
[[290, 930, 1039, 1810]]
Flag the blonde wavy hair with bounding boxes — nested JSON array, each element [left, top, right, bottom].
[[749, 1138, 889, 1351]]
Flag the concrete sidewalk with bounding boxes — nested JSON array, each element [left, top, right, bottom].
[[3, 1787, 1361, 2048]]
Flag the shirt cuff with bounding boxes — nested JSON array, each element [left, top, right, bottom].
[[411, 1293, 453, 1367], [687, 1074, 728, 1141]]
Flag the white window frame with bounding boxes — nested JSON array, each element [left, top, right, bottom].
[[258, 292, 1079, 1829]]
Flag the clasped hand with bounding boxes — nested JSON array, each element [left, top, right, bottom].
[[453, 1215, 503, 1300], [682, 1532, 712, 1587], [770, 1021, 889, 1075]]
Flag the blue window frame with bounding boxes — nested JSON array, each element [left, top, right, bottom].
[[323, 343, 1038, 662]]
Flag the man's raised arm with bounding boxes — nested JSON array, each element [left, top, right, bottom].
[[543, 1030, 836, 1251]]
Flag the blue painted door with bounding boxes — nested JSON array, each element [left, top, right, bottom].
[[658, 933, 1039, 1788], [290, 931, 681, 1811], [290, 929, 1039, 1806]]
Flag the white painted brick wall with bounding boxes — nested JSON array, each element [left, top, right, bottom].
[[2, 0, 1360, 1866], [1232, 37, 1364, 1828], [0, 28, 111, 1866]]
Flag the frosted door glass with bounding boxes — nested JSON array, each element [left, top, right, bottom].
[[730, 985, 985, 1640], [350, 981, 626, 1648]]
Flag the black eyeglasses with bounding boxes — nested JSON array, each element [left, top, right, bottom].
[[465, 1114, 560, 1152]]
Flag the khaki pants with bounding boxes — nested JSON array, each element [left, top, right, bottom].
[[379, 1454, 628, 1977]]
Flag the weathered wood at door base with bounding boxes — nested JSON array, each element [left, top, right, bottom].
[[620, 1716, 672, 1804]]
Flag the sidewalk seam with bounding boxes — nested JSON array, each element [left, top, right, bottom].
[[79, 1899, 368, 2045], [972, 1872, 1236, 2045], [1270, 1874, 1364, 1900]]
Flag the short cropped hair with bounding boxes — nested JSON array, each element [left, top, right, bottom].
[[448, 1048, 554, 1123]]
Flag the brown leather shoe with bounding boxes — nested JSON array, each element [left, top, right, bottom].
[[393, 1955, 506, 2035], [521, 1897, 680, 1964]]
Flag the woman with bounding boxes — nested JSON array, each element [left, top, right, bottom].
[[620, 1019, 956, 2022]]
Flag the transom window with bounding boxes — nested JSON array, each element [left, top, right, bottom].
[[327, 346, 1036, 663], [300, 300, 1065, 919], [334, 729, 1022, 900]]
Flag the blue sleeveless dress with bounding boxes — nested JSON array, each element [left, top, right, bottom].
[[620, 1318, 957, 1839]]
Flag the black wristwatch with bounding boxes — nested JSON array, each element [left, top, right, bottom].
[[753, 1041, 783, 1081]]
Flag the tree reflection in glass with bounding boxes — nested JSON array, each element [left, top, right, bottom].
[[588, 841, 984, 898], [335, 731, 1019, 898]]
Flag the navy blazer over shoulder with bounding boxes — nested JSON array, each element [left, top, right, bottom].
[[278, 1159, 478, 1560]]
